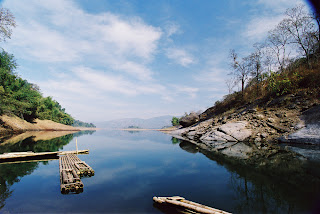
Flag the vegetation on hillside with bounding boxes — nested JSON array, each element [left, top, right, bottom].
[[0, 8, 82, 126], [72, 120, 96, 128], [0, 49, 74, 124], [201, 4, 320, 121]]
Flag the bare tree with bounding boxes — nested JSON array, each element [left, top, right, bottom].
[[282, 4, 317, 65], [225, 77, 235, 94], [229, 49, 250, 96], [266, 21, 291, 72], [311, 11, 320, 55], [0, 8, 16, 42], [248, 44, 264, 96]]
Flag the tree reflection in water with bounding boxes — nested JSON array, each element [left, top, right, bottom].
[[0, 130, 95, 210], [174, 137, 320, 213]]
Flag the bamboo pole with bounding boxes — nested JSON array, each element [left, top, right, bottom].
[[76, 138, 78, 155]]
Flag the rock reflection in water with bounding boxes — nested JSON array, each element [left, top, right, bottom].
[[172, 137, 320, 213]]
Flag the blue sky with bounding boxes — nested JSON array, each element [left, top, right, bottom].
[[0, 0, 310, 122]]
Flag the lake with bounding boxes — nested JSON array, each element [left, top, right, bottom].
[[0, 130, 319, 213]]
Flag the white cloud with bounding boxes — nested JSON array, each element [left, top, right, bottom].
[[166, 48, 195, 67], [175, 86, 199, 98], [243, 15, 284, 41], [2, 0, 162, 63], [256, 0, 304, 12], [244, 0, 309, 42], [164, 22, 181, 37]]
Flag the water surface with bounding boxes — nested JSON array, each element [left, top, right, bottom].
[[0, 130, 319, 213]]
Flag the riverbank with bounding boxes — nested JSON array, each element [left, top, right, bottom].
[[0, 114, 80, 135], [167, 89, 320, 163]]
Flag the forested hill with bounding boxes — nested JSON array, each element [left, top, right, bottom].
[[0, 49, 75, 125], [72, 120, 96, 128]]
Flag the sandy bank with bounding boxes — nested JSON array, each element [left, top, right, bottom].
[[0, 114, 80, 134]]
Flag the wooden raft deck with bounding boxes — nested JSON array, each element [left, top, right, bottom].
[[153, 196, 231, 214], [0, 150, 89, 163], [59, 153, 95, 194], [67, 153, 95, 176]]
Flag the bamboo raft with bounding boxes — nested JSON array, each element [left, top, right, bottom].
[[59, 153, 95, 194], [59, 155, 84, 194], [67, 153, 95, 176], [153, 196, 231, 214]]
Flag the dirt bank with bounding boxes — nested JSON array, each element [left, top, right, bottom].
[[0, 114, 80, 135]]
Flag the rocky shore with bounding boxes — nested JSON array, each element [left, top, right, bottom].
[[168, 90, 320, 162]]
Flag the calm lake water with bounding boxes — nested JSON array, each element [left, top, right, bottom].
[[0, 130, 319, 213]]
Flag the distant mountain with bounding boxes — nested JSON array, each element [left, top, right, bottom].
[[95, 115, 174, 129]]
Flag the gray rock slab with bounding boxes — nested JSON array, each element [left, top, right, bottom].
[[218, 121, 252, 141], [280, 124, 320, 144]]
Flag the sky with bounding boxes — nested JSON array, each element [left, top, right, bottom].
[[0, 0, 312, 122]]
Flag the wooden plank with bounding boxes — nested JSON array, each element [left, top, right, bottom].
[[0, 158, 59, 165], [0, 150, 89, 163], [153, 196, 231, 214]]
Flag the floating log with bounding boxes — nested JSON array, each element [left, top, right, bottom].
[[0, 150, 89, 163], [153, 196, 231, 214]]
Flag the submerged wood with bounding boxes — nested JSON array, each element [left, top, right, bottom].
[[153, 196, 231, 214]]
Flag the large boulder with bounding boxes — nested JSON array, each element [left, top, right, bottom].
[[179, 112, 199, 127]]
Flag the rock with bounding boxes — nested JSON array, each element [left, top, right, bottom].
[[255, 137, 261, 142], [255, 114, 265, 120], [201, 130, 237, 142], [261, 133, 268, 139], [179, 112, 199, 128], [287, 104, 297, 109], [279, 124, 320, 144], [267, 122, 290, 133], [218, 121, 252, 141], [267, 118, 275, 123], [247, 108, 257, 113], [186, 131, 197, 138], [275, 113, 283, 118], [294, 122, 305, 130]]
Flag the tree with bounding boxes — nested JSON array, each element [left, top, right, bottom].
[[0, 8, 16, 42], [266, 21, 291, 72], [229, 49, 250, 96], [248, 44, 264, 96], [282, 4, 318, 65], [225, 78, 236, 94], [171, 116, 179, 126]]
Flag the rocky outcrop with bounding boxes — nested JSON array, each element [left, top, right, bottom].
[[168, 91, 320, 161], [179, 112, 199, 127], [279, 105, 320, 144]]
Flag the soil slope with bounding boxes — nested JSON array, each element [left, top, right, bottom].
[[0, 114, 80, 134]]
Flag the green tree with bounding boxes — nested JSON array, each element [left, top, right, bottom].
[[171, 116, 179, 126]]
